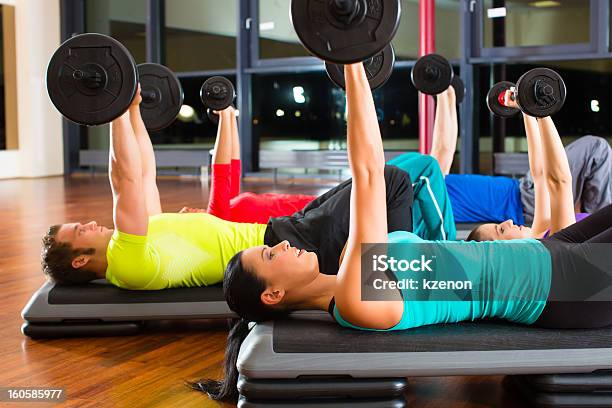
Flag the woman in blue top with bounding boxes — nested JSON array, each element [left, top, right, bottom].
[[467, 92, 594, 242], [193, 62, 612, 401]]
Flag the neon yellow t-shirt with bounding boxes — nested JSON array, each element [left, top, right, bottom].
[[105, 213, 266, 290]]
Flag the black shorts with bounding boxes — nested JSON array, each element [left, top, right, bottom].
[[264, 165, 414, 276], [535, 204, 612, 329]]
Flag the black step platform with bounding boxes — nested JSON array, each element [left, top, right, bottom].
[[238, 396, 407, 408], [508, 374, 612, 408], [237, 375, 407, 400]]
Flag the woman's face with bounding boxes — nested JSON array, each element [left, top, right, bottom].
[[478, 219, 533, 241], [241, 240, 320, 295]]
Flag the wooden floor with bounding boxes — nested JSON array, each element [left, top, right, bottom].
[[0, 175, 529, 408]]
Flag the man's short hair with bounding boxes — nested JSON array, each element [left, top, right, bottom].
[[41, 225, 97, 285]]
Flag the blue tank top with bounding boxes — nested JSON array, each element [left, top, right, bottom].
[[332, 231, 552, 331], [445, 174, 525, 224]]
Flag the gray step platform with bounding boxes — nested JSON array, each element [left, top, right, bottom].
[[21, 280, 235, 338], [238, 314, 612, 380], [22, 280, 234, 323]]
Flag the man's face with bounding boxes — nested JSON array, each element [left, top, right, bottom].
[[55, 221, 112, 250]]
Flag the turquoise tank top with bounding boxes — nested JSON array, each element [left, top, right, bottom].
[[333, 231, 552, 331]]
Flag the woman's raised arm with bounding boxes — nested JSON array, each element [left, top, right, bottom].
[[334, 63, 403, 330]]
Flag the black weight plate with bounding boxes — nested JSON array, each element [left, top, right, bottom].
[[137, 63, 184, 131], [291, 0, 401, 64], [486, 81, 520, 118], [47, 33, 137, 126], [207, 106, 237, 125], [516, 67, 566, 118], [411, 54, 453, 95], [451, 75, 465, 104], [200, 76, 236, 111], [325, 43, 395, 90]]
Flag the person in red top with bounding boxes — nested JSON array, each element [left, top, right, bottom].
[[180, 107, 315, 224]]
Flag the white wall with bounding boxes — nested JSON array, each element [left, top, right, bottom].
[[0, 0, 62, 179]]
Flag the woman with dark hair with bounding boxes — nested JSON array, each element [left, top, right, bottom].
[[191, 62, 612, 402]]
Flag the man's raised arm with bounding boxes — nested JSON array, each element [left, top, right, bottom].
[[129, 86, 162, 216], [109, 91, 149, 236]]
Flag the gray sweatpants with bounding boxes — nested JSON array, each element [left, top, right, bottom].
[[520, 136, 612, 223]]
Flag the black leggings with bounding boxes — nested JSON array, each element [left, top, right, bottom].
[[545, 203, 612, 244], [535, 204, 612, 329]]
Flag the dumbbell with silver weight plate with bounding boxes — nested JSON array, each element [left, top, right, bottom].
[[411, 53, 465, 104], [487, 68, 566, 118], [200, 76, 236, 125], [291, 0, 402, 65], [46, 33, 183, 131]]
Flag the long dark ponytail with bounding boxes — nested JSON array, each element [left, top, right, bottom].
[[188, 318, 250, 400], [189, 250, 288, 401]]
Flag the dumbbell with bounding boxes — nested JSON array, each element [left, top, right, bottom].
[[46, 33, 184, 131], [487, 68, 566, 118], [411, 54, 465, 104], [487, 81, 519, 118], [291, 0, 402, 64], [200, 76, 236, 125], [138, 63, 185, 131], [325, 43, 395, 90]]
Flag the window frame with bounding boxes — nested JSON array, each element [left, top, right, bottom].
[[470, 0, 611, 62], [67, 0, 612, 175]]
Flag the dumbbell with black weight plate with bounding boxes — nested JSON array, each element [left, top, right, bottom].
[[487, 81, 520, 118], [412, 53, 465, 104], [487, 68, 566, 118], [137, 63, 184, 131], [411, 54, 453, 96], [291, 0, 402, 64], [200, 76, 236, 125], [47, 33, 138, 126], [47, 33, 184, 131], [515, 68, 566, 118], [451, 75, 465, 105], [325, 43, 395, 90]]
